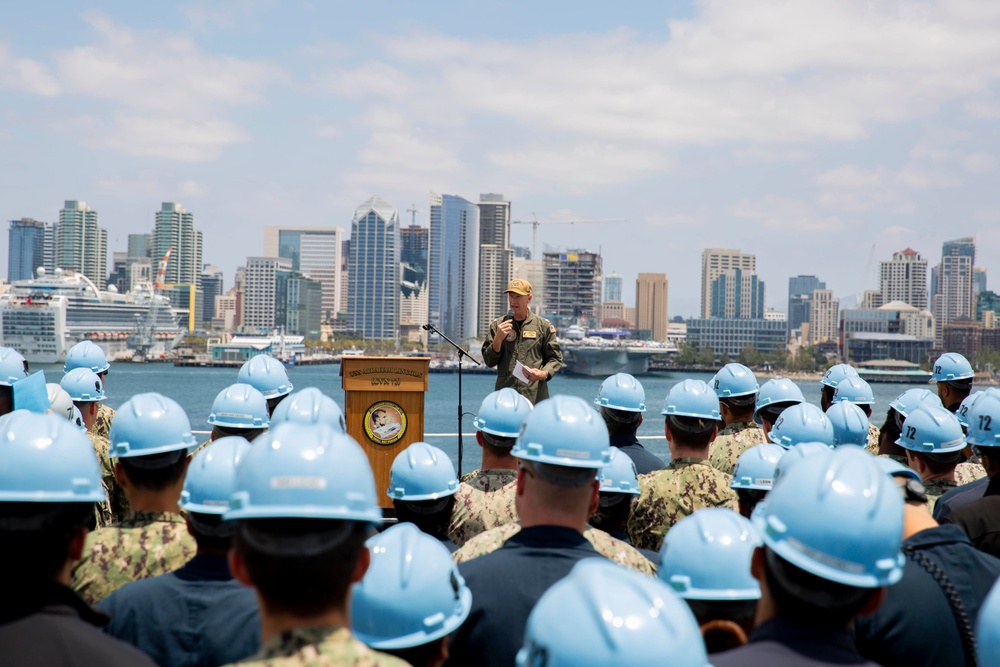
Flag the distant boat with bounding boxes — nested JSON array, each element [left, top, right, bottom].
[[558, 329, 676, 377], [855, 359, 932, 384]]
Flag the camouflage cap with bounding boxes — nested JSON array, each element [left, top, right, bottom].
[[504, 279, 532, 295]]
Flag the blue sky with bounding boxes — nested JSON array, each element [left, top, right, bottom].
[[2, 0, 999, 318]]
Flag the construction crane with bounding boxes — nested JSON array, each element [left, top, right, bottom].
[[511, 214, 625, 259], [131, 247, 173, 360], [406, 204, 426, 226]]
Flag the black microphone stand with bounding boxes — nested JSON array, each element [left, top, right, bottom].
[[423, 323, 481, 476]]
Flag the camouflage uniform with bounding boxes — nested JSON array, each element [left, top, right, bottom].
[[866, 422, 881, 456], [481, 311, 563, 404], [71, 511, 196, 606], [448, 468, 518, 547], [923, 479, 958, 514], [627, 458, 739, 552], [91, 402, 116, 440], [453, 522, 655, 575], [89, 432, 129, 524], [223, 627, 408, 666], [955, 461, 987, 485], [708, 422, 766, 475]]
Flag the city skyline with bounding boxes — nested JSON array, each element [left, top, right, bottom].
[[2, 2, 1000, 319]]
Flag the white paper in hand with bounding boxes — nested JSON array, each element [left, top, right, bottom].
[[513, 361, 531, 383]]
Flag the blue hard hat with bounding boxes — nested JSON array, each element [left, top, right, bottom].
[[820, 363, 859, 389], [180, 436, 251, 515], [0, 411, 106, 504], [109, 392, 198, 459], [889, 388, 942, 418], [475, 387, 533, 437], [712, 363, 759, 398], [753, 446, 904, 588], [930, 352, 975, 382], [832, 376, 875, 406], [64, 340, 110, 374], [60, 368, 106, 402], [352, 523, 472, 650], [387, 442, 459, 501], [896, 404, 966, 454], [595, 373, 647, 412], [659, 508, 762, 600], [965, 392, 1000, 448], [956, 391, 984, 428], [731, 443, 785, 490], [754, 377, 804, 421], [768, 403, 834, 448], [237, 355, 293, 398], [773, 442, 834, 482], [976, 579, 1000, 667], [826, 401, 871, 447], [599, 448, 641, 495], [661, 379, 721, 420], [0, 347, 28, 387], [874, 456, 921, 482], [512, 395, 611, 469], [269, 387, 346, 433], [207, 383, 269, 429], [226, 422, 381, 523], [516, 559, 711, 667], [46, 383, 75, 421]]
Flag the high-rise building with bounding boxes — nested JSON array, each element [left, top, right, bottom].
[[243, 257, 292, 331], [974, 267, 988, 296], [807, 289, 839, 345], [787, 275, 826, 332], [127, 233, 151, 260], [152, 203, 202, 288], [710, 269, 765, 319], [400, 224, 429, 343], [263, 226, 344, 322], [7, 218, 55, 282], [55, 201, 107, 286], [542, 249, 602, 324], [428, 193, 479, 341], [201, 266, 224, 326], [276, 273, 323, 340], [701, 249, 756, 319], [931, 237, 976, 344], [349, 196, 400, 340], [635, 273, 668, 340], [477, 194, 513, 337], [604, 273, 623, 303], [512, 256, 546, 314], [879, 249, 927, 310]]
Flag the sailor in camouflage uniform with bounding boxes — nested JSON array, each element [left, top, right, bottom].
[[222, 422, 406, 667], [707, 363, 764, 475], [628, 380, 738, 553], [61, 368, 129, 524], [63, 341, 116, 439], [481, 278, 563, 405], [831, 375, 881, 455], [449, 388, 531, 547], [72, 393, 198, 605], [895, 402, 968, 514], [446, 396, 621, 667], [595, 373, 664, 474]]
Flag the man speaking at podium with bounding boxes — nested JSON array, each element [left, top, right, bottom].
[[482, 279, 563, 405]]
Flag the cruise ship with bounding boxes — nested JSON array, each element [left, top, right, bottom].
[[1, 268, 185, 364], [559, 327, 675, 376]]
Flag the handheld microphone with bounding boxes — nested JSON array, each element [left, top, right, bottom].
[[503, 309, 514, 321], [503, 309, 516, 342], [422, 323, 432, 331]]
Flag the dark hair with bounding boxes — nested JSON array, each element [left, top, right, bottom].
[[0, 385, 14, 416], [764, 547, 875, 628], [265, 395, 286, 416], [820, 386, 836, 409], [0, 502, 94, 579], [590, 492, 631, 533], [599, 407, 642, 436], [720, 395, 756, 417], [945, 378, 974, 392], [480, 431, 516, 454], [665, 414, 716, 448], [118, 451, 188, 491], [383, 638, 446, 667], [735, 488, 767, 519], [233, 518, 369, 616], [915, 450, 963, 475], [187, 512, 234, 552], [757, 403, 793, 427], [879, 408, 907, 458], [392, 497, 456, 540], [212, 425, 265, 442]]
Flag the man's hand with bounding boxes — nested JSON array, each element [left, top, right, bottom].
[[521, 366, 548, 383], [492, 320, 515, 351]]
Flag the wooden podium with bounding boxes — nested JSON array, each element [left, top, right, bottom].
[[340, 356, 430, 509]]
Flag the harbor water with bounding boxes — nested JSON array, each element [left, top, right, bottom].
[[34, 362, 953, 473]]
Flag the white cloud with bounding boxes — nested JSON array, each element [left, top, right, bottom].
[[894, 166, 961, 189], [0, 43, 60, 96], [962, 151, 997, 173], [728, 196, 843, 232], [346, 131, 465, 189], [178, 180, 209, 197], [96, 174, 162, 198], [488, 144, 671, 191], [76, 114, 248, 161]]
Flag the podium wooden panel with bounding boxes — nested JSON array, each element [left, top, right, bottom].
[[341, 356, 430, 509]]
